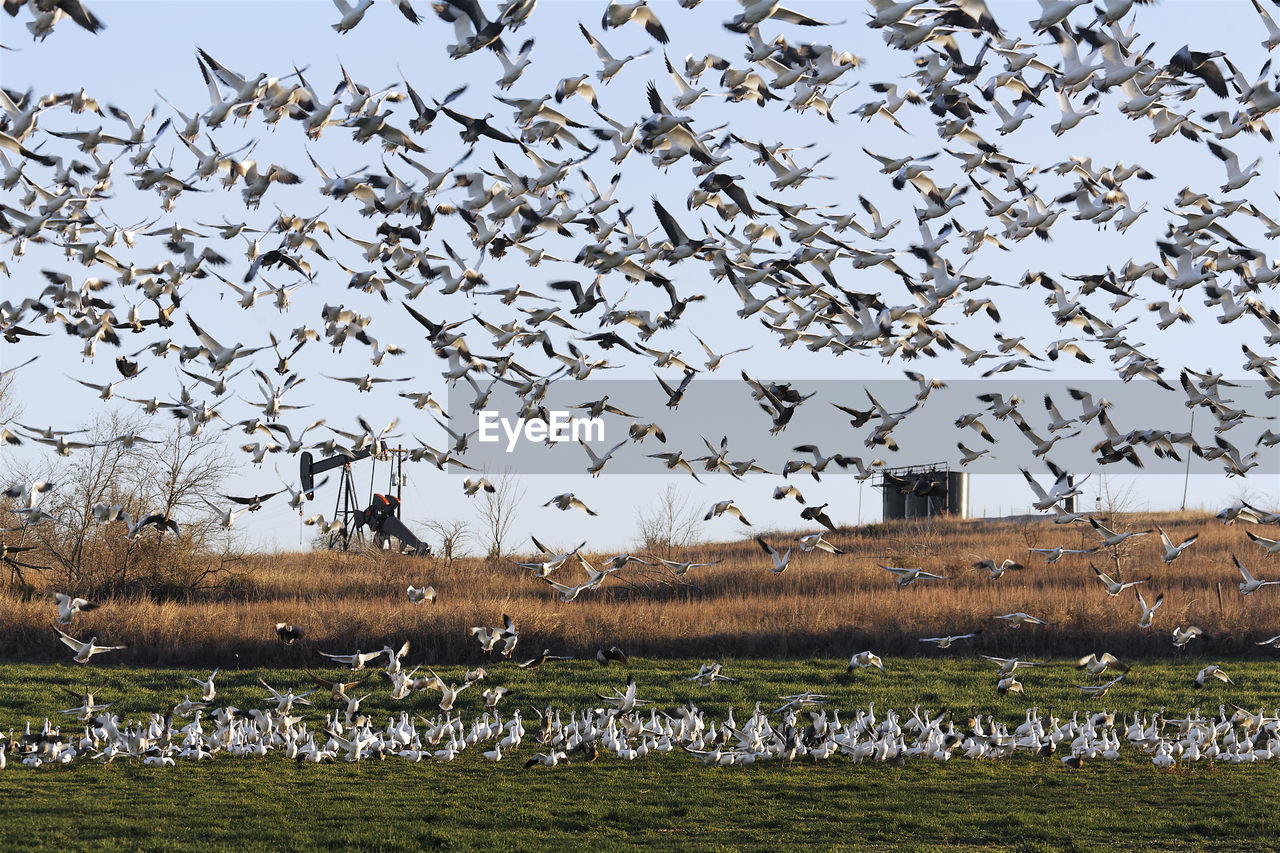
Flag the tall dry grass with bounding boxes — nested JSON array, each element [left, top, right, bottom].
[[2, 511, 1276, 664]]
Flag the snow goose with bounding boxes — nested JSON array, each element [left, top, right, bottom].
[[1028, 545, 1098, 563], [469, 626, 501, 654], [1244, 530, 1280, 557], [847, 651, 885, 672], [704, 499, 751, 526], [757, 536, 792, 574], [579, 23, 651, 83], [483, 687, 510, 713], [1249, 0, 1280, 49], [724, 0, 840, 32], [657, 556, 723, 576], [773, 484, 805, 503], [318, 648, 386, 671], [1206, 141, 1262, 193], [275, 622, 304, 644], [1076, 653, 1127, 676], [596, 646, 629, 666], [54, 593, 97, 626], [55, 628, 124, 664], [407, 585, 437, 604], [919, 632, 980, 649], [995, 612, 1048, 628], [996, 676, 1023, 695], [1155, 525, 1199, 563], [799, 533, 842, 554], [542, 492, 598, 515], [1194, 665, 1234, 688], [1091, 564, 1149, 596], [517, 650, 573, 671], [880, 564, 948, 587], [1172, 625, 1203, 649], [1234, 555, 1279, 595], [187, 669, 219, 702], [601, 1, 668, 43], [689, 662, 739, 685], [1135, 589, 1164, 628], [499, 614, 520, 658], [973, 558, 1022, 579], [956, 441, 991, 466], [1088, 518, 1150, 548], [1076, 674, 1125, 698]]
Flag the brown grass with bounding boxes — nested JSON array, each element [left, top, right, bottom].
[[2, 511, 1275, 664]]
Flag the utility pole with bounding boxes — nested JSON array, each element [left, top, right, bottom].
[[1180, 408, 1194, 511]]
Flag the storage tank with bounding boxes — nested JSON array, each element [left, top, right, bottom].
[[879, 468, 969, 520], [947, 470, 969, 519]]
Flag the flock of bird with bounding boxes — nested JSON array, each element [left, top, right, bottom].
[[2, 0, 1280, 770], [7, 656, 1280, 769]]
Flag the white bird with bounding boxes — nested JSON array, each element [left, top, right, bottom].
[[1135, 589, 1164, 628], [1245, 530, 1280, 557], [657, 557, 723, 576], [980, 655, 1044, 676], [543, 492, 598, 515], [187, 668, 220, 702], [579, 23, 651, 83], [1206, 140, 1262, 192], [1234, 555, 1280, 595], [56, 628, 125, 664], [331, 0, 375, 33], [1249, 0, 1280, 49], [799, 533, 842, 554], [1172, 625, 1203, 649], [756, 536, 792, 574], [919, 632, 979, 649], [705, 499, 751, 526], [880, 564, 948, 586], [1088, 518, 1150, 548], [974, 557, 1022, 579], [1155, 525, 1199, 564], [847, 651, 884, 672], [996, 676, 1024, 695], [318, 648, 386, 670], [580, 439, 628, 477], [997, 612, 1050, 629], [1194, 665, 1234, 688], [1076, 652, 1127, 675], [407, 585, 437, 604], [1091, 564, 1149, 596], [54, 593, 97, 626], [1029, 545, 1099, 563]]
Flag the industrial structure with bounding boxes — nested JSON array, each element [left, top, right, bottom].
[[299, 447, 430, 555], [876, 464, 969, 520]]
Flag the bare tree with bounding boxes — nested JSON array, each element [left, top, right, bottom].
[[475, 471, 524, 561], [423, 517, 471, 570], [13, 410, 236, 597], [30, 410, 146, 592], [634, 483, 702, 560], [0, 370, 22, 429], [1091, 474, 1145, 576]]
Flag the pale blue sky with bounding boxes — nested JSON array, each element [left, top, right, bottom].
[[2, 1, 1277, 554]]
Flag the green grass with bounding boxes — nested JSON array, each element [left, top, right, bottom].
[[2, 659, 1279, 852]]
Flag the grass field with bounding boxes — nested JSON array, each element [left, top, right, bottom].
[[5, 512, 1279, 665], [3, 659, 1279, 852]]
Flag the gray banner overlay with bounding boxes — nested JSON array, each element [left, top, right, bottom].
[[443, 378, 1279, 477]]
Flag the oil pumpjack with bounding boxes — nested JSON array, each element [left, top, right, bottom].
[[299, 447, 430, 555]]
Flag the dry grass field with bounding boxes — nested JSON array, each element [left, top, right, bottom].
[[2, 510, 1276, 665]]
